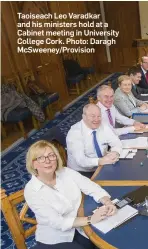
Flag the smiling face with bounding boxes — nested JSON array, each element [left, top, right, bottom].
[[119, 79, 132, 94], [141, 56, 148, 71], [98, 88, 114, 108], [130, 72, 141, 85], [33, 146, 57, 176], [83, 105, 101, 130]]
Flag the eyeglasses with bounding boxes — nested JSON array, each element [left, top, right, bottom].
[[33, 153, 57, 163]]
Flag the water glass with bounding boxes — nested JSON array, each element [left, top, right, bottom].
[[145, 196, 148, 211]]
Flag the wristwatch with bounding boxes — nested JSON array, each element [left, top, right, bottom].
[[87, 216, 92, 225]]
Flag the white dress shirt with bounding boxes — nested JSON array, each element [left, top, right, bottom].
[[97, 102, 135, 136], [24, 168, 110, 244], [66, 120, 122, 172]]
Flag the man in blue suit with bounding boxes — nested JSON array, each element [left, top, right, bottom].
[[128, 66, 148, 101], [139, 56, 148, 89]]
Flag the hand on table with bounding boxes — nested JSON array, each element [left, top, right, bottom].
[[105, 204, 117, 216], [91, 206, 108, 224], [99, 151, 119, 165], [133, 121, 146, 130], [139, 103, 148, 112], [100, 196, 117, 216]]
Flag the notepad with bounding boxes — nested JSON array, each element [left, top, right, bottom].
[[92, 203, 138, 234], [121, 137, 148, 149]]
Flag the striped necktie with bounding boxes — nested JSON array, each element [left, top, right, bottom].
[[92, 130, 102, 158], [106, 109, 114, 127]]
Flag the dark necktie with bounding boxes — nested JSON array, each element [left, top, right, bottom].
[[133, 84, 138, 94], [106, 109, 114, 127], [92, 130, 102, 158], [145, 72, 148, 84]]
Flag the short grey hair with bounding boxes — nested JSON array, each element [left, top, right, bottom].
[[83, 103, 100, 115], [97, 85, 113, 97]]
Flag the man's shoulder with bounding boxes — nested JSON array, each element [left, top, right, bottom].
[[66, 120, 82, 137]]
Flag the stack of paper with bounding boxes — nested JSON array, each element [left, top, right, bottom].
[[121, 137, 148, 149], [92, 202, 138, 234], [119, 149, 137, 159]]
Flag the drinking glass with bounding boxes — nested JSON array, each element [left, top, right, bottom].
[[145, 196, 148, 211]]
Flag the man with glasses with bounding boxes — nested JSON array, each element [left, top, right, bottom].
[[66, 103, 122, 178], [139, 56, 148, 89]]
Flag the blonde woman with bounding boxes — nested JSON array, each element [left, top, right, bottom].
[[114, 75, 148, 117], [24, 140, 116, 249]]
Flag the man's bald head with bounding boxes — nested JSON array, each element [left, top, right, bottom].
[[82, 104, 101, 129]]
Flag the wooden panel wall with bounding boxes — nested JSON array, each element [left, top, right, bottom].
[[1, 1, 69, 100], [86, 1, 141, 73]]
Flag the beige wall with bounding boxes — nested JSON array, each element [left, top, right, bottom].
[[139, 1, 148, 39]]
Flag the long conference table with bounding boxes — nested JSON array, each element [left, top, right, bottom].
[[80, 131, 148, 249]]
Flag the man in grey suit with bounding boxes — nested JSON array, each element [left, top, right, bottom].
[[114, 75, 148, 117], [128, 66, 148, 101]]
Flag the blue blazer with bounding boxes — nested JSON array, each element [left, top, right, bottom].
[[138, 69, 148, 89]]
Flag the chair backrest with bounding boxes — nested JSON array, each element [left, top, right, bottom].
[[40, 127, 67, 166], [63, 59, 83, 77], [1, 188, 36, 249]]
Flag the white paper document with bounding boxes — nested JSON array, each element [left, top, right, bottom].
[[92, 204, 138, 234], [141, 94, 148, 97], [119, 149, 137, 159], [121, 137, 148, 149]]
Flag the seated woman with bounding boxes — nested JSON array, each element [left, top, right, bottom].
[[24, 140, 116, 249], [114, 75, 148, 117]]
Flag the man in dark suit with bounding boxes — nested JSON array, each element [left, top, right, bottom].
[[128, 66, 148, 101], [138, 56, 148, 89]]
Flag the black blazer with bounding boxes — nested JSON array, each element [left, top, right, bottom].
[[138, 69, 148, 89], [131, 85, 148, 101]]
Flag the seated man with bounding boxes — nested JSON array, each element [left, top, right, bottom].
[[138, 56, 148, 89], [128, 66, 148, 101], [66, 103, 122, 178], [96, 85, 145, 136]]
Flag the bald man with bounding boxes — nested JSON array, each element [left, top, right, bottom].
[[96, 85, 145, 136], [66, 104, 122, 178]]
